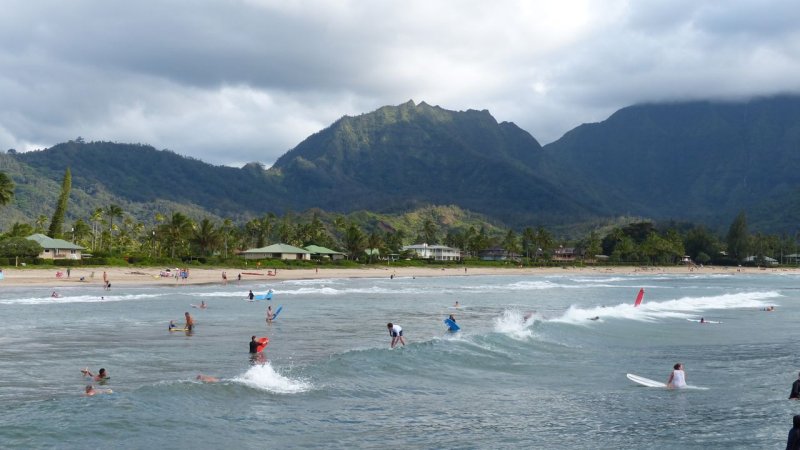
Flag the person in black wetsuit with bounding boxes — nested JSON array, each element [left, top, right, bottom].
[[248, 290, 254, 300], [787, 415, 800, 449], [249, 335, 259, 353], [790, 372, 800, 399]]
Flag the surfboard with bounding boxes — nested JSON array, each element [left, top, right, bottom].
[[626, 373, 666, 388], [169, 328, 189, 332], [271, 306, 283, 320], [634, 288, 644, 307], [687, 318, 722, 324], [444, 318, 460, 332], [256, 337, 269, 352], [253, 291, 273, 301]]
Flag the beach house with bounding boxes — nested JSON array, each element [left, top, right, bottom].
[[402, 243, 461, 261], [25, 233, 85, 260], [240, 243, 311, 260], [304, 245, 346, 260]]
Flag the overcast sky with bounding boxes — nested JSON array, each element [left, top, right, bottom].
[[1, 0, 799, 167]]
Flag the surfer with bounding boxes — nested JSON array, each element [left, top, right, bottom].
[[248, 290, 254, 301], [249, 335, 260, 353], [51, 291, 60, 298], [84, 385, 112, 396], [184, 312, 194, 331], [81, 367, 110, 382], [589, 316, 600, 321], [787, 415, 800, 449], [387, 322, 406, 348], [199, 301, 207, 309], [266, 305, 274, 324], [168, 320, 177, 331], [454, 301, 460, 308], [789, 372, 800, 399], [666, 363, 687, 389], [700, 317, 705, 324], [196, 374, 220, 383]]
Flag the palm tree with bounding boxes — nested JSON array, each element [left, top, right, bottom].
[[34, 215, 49, 233], [0, 172, 15, 207], [191, 218, 220, 256], [160, 212, 193, 258], [90, 208, 104, 251], [367, 231, 384, 264], [106, 204, 123, 252]]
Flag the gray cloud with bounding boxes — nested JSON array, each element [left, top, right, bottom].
[[1, 0, 799, 166]]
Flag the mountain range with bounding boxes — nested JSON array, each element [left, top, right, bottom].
[[2, 95, 800, 234]]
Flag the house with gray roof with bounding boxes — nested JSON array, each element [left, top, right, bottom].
[[304, 245, 346, 260]]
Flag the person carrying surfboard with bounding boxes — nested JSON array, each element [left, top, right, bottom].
[[387, 323, 406, 348], [666, 363, 687, 389]]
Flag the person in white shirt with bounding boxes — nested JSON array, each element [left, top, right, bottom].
[[387, 323, 406, 348], [667, 362, 687, 389]]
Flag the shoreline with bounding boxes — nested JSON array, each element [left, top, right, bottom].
[[0, 264, 796, 288]]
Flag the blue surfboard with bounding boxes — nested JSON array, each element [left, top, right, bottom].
[[444, 318, 460, 332], [254, 290, 273, 301], [271, 306, 283, 320]]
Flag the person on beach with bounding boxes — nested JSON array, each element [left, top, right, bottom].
[[196, 374, 220, 383], [666, 363, 687, 389], [237, 273, 241, 283], [266, 306, 274, 324], [787, 415, 800, 449], [789, 372, 800, 399], [248, 290, 255, 300], [222, 271, 227, 285], [84, 385, 112, 396], [184, 312, 194, 331], [387, 322, 406, 348], [81, 367, 110, 382], [102, 271, 108, 284]]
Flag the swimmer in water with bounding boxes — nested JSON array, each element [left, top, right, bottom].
[[81, 367, 110, 382], [51, 291, 60, 298], [169, 320, 177, 330], [196, 374, 220, 383], [454, 301, 460, 308], [589, 316, 600, 321], [84, 385, 112, 396]]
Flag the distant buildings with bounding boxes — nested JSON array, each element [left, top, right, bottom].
[[26, 233, 84, 260], [240, 243, 311, 260], [402, 243, 461, 261]]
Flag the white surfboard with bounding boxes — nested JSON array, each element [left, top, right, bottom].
[[626, 373, 667, 388], [686, 318, 722, 324]]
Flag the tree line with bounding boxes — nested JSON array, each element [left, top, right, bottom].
[[0, 170, 794, 266]]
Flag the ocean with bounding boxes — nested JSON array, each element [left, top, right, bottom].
[[1, 271, 798, 448]]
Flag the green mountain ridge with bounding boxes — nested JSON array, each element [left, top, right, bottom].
[[3, 95, 800, 234]]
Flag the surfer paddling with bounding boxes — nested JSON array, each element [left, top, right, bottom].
[[666, 363, 687, 389], [387, 322, 406, 348]]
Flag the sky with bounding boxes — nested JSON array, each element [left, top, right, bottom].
[[1, 0, 799, 167]]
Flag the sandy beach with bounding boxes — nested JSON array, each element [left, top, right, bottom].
[[0, 264, 795, 287]]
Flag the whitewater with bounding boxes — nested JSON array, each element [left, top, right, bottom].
[[1, 272, 798, 448]]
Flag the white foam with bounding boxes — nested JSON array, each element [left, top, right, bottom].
[[493, 309, 538, 340], [549, 291, 781, 324], [0, 293, 166, 305], [231, 363, 311, 394]]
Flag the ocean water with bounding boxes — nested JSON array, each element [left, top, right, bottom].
[[1, 271, 799, 449]]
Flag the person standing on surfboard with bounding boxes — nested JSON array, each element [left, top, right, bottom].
[[387, 323, 406, 348], [666, 363, 687, 389]]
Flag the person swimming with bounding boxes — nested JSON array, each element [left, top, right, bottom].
[[589, 316, 600, 321], [84, 385, 112, 396]]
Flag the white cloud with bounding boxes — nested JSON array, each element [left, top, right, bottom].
[[0, 0, 798, 163]]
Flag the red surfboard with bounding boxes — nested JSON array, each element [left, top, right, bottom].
[[634, 288, 644, 307], [256, 337, 269, 353]]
